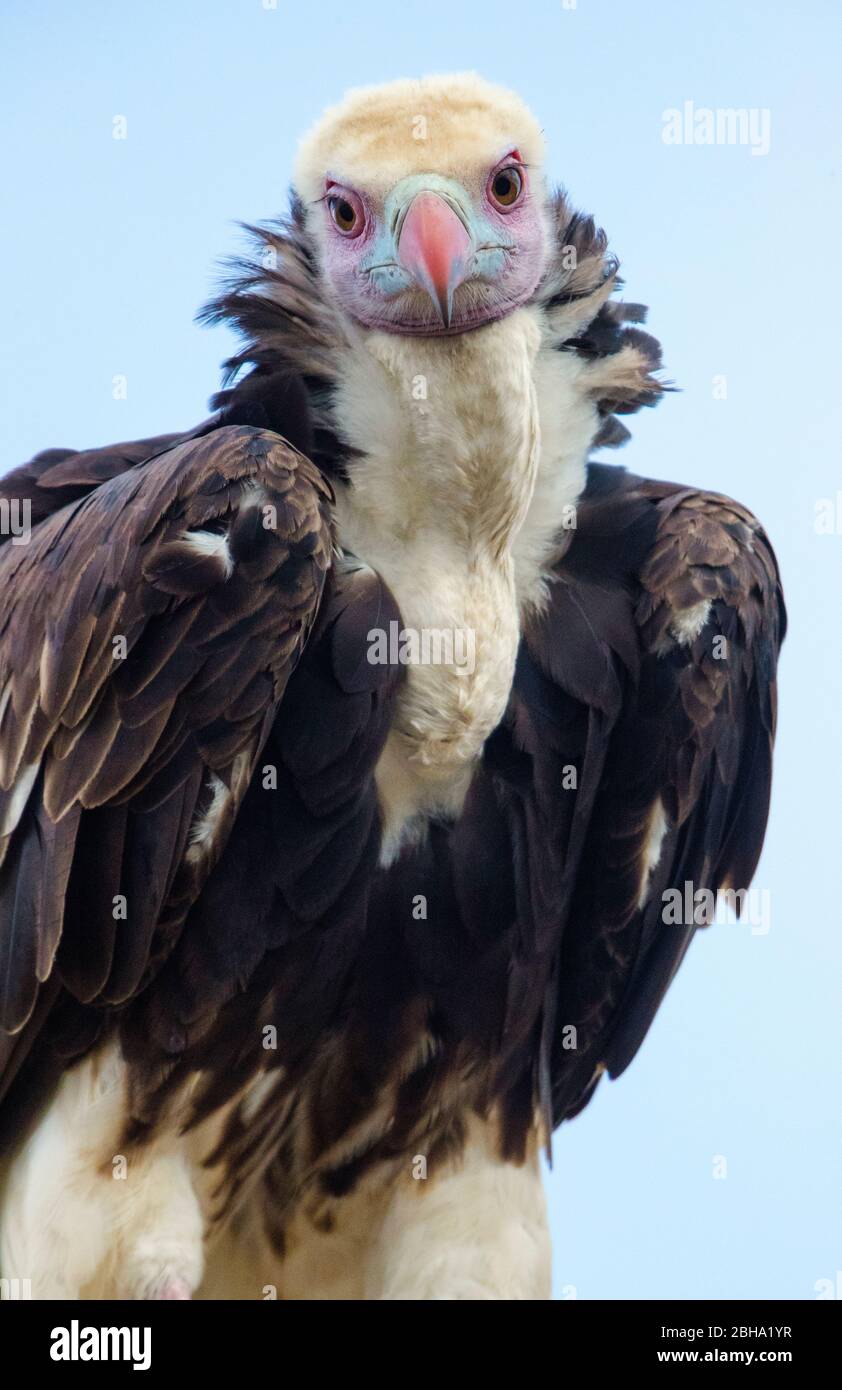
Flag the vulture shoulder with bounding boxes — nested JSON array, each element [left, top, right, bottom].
[[0, 424, 333, 1121], [492, 462, 785, 1132]]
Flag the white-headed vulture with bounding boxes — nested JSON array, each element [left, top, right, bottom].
[[0, 74, 784, 1300]]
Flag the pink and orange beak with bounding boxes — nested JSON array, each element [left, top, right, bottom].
[[397, 191, 473, 328]]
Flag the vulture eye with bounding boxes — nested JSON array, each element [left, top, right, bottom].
[[488, 165, 524, 210], [326, 187, 364, 237]]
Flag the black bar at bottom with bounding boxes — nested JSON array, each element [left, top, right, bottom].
[[0, 1297, 835, 1376]]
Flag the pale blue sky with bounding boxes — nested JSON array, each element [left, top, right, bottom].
[[2, 1, 840, 1299]]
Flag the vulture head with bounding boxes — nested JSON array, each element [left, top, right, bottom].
[[293, 73, 550, 334]]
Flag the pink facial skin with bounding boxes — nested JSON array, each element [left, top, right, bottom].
[[315, 155, 550, 336]]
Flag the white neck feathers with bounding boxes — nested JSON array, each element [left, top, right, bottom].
[[329, 306, 596, 852]]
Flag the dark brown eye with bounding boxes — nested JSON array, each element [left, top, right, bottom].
[[489, 166, 524, 209], [330, 198, 355, 230], [327, 187, 364, 237]]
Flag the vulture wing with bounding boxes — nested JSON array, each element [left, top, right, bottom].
[[0, 424, 332, 1131], [491, 462, 785, 1134]]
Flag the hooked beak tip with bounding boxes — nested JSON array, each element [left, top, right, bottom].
[[433, 284, 454, 328]]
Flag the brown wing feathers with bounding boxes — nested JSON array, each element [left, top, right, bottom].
[[116, 562, 404, 1154], [438, 463, 784, 1142], [0, 426, 331, 1123], [535, 466, 784, 1120]]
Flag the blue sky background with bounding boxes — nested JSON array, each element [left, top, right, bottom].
[[2, 1, 840, 1299]]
